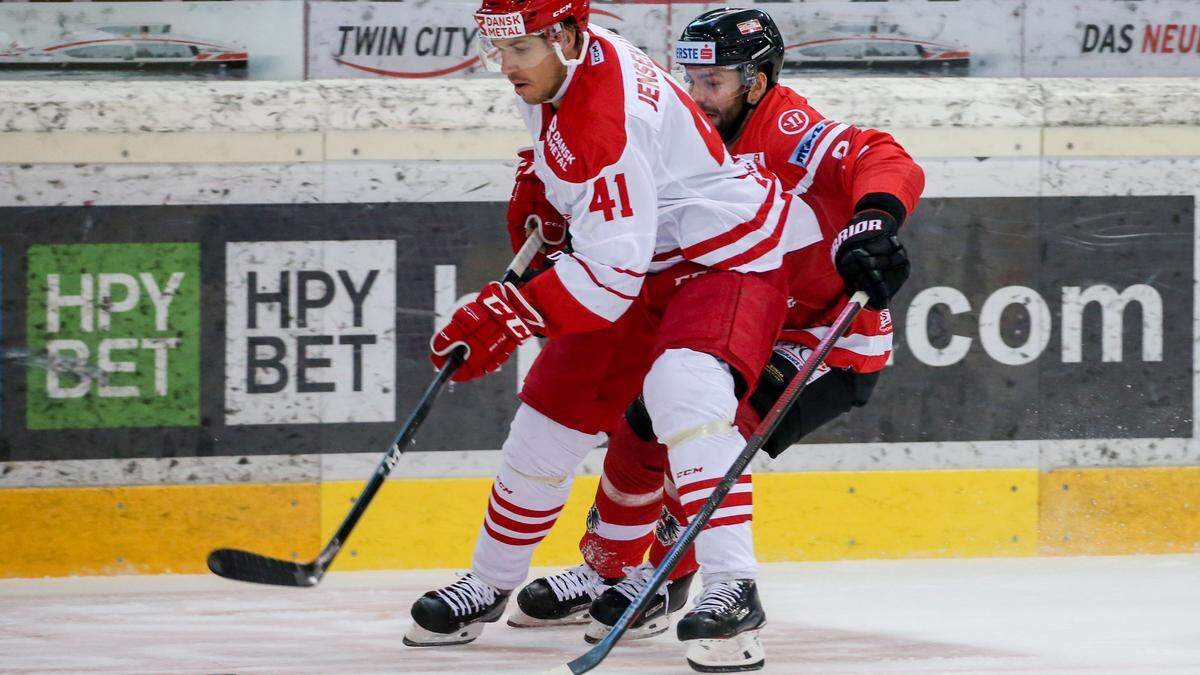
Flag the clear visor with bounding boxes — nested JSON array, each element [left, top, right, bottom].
[[675, 63, 757, 106], [478, 31, 557, 73]]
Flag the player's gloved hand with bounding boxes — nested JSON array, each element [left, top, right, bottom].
[[831, 209, 910, 310], [430, 281, 545, 382], [507, 149, 568, 275]]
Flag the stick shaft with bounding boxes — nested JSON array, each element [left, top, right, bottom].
[[314, 231, 546, 570], [566, 291, 869, 674]]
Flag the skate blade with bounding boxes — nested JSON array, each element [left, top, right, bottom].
[[684, 629, 765, 673], [402, 620, 485, 647], [583, 614, 670, 644], [507, 605, 591, 628]]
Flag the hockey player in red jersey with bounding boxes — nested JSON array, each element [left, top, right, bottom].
[[403, 0, 837, 664], [512, 8, 924, 671]]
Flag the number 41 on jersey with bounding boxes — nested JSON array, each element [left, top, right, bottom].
[[589, 174, 634, 221]]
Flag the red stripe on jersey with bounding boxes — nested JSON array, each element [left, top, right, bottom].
[[486, 502, 557, 534], [570, 254, 639, 301], [483, 520, 548, 547], [705, 514, 753, 530], [712, 191, 793, 271], [676, 474, 752, 496], [786, 330, 891, 373], [683, 490, 753, 516], [652, 248, 683, 263], [610, 264, 646, 278], [679, 180, 777, 261], [490, 486, 563, 519], [522, 266, 615, 337]]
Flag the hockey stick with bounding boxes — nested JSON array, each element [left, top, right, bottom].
[[1, 347, 108, 384], [550, 290, 870, 674], [207, 231, 546, 587]]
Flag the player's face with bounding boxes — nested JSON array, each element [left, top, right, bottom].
[[683, 66, 750, 140], [491, 35, 566, 104]]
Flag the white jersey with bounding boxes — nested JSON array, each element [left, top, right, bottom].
[[518, 26, 821, 331]]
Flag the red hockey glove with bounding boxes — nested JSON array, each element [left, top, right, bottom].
[[429, 281, 545, 382], [506, 149, 568, 273]]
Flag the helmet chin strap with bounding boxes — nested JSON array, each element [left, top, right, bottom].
[[553, 29, 590, 68]]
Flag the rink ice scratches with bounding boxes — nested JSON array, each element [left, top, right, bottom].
[[3, 557, 1200, 674]]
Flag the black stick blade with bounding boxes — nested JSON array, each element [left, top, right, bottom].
[[207, 548, 321, 587]]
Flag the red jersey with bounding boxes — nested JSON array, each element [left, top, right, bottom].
[[731, 84, 925, 372]]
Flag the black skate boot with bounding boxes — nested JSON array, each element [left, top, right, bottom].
[[404, 572, 510, 647], [584, 562, 696, 643], [508, 563, 612, 627], [676, 579, 767, 672]]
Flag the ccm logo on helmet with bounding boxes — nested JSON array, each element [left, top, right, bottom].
[[831, 219, 884, 261], [552, 3, 572, 19]]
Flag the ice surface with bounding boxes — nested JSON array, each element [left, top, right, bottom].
[[2, 556, 1198, 674]]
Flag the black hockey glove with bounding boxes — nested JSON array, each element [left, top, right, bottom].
[[832, 209, 909, 310], [749, 346, 879, 458]]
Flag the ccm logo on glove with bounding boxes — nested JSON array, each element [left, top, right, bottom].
[[430, 281, 544, 382]]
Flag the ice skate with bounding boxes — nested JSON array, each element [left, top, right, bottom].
[[508, 563, 612, 627], [404, 572, 509, 647], [676, 579, 766, 672], [584, 562, 696, 643]]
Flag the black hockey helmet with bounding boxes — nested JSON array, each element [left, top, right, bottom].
[[675, 7, 786, 89]]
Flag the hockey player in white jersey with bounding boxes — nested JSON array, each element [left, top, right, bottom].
[[404, 1, 823, 668]]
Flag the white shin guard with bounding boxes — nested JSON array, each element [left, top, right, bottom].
[[471, 404, 605, 590], [643, 349, 760, 582]]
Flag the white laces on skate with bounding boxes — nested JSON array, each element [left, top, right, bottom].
[[546, 563, 607, 603], [692, 580, 744, 614], [611, 562, 668, 604], [434, 573, 499, 618]]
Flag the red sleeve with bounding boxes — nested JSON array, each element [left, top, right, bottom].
[[520, 265, 613, 338], [839, 127, 925, 221], [805, 125, 925, 223]]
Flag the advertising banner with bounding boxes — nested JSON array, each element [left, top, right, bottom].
[[0, 1, 304, 81], [1023, 0, 1200, 77], [306, 1, 666, 79], [0, 196, 1191, 460], [25, 243, 201, 430], [0, 202, 519, 461], [666, 1, 1022, 77], [813, 194, 1193, 445], [224, 240, 397, 426]]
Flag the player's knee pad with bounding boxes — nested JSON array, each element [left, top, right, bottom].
[[501, 404, 605, 487], [642, 348, 738, 450]]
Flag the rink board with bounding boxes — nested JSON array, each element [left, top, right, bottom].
[[9, 466, 1200, 578], [3, 77, 1200, 578]]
